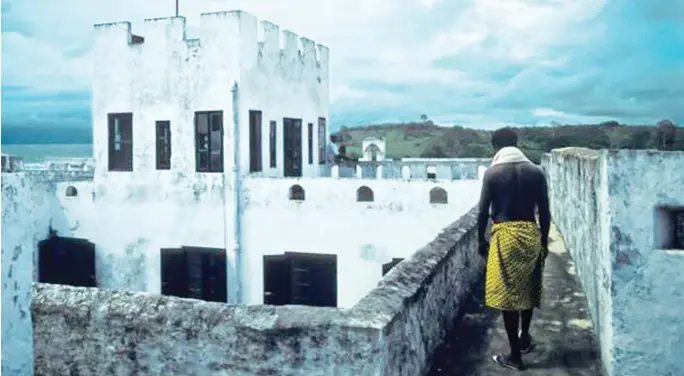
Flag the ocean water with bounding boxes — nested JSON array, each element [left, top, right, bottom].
[[1, 144, 93, 163]]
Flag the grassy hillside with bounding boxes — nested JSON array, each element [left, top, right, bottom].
[[333, 120, 684, 164]]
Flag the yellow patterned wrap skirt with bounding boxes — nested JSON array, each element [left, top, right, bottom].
[[485, 221, 545, 311]]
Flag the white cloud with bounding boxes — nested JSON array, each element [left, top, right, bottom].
[[532, 108, 569, 118], [2, 0, 682, 129]]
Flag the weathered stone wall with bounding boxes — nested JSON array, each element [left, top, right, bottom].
[[1, 173, 55, 376], [354, 207, 484, 375], [541, 148, 613, 375], [32, 207, 483, 375], [542, 148, 684, 376]]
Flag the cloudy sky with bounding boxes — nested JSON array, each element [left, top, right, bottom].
[[2, 0, 683, 131]]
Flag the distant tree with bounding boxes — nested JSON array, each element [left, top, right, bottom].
[[420, 114, 428, 123], [657, 119, 676, 150], [600, 120, 620, 128]]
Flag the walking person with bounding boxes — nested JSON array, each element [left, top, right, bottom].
[[326, 135, 339, 166], [476, 127, 551, 371]]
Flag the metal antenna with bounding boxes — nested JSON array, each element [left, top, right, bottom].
[[175, 0, 179, 17]]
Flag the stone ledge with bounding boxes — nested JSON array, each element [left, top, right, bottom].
[[350, 207, 477, 322]]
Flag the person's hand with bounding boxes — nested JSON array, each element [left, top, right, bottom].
[[478, 241, 489, 258]]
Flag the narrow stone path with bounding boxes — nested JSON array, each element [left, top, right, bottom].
[[428, 225, 604, 376]]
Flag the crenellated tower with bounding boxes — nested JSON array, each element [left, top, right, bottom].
[[91, 10, 330, 186]]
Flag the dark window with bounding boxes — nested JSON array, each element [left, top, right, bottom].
[[308, 122, 314, 165], [108, 113, 133, 171], [39, 236, 96, 287], [263, 252, 337, 307], [249, 110, 263, 172], [382, 258, 404, 276], [357, 186, 374, 202], [427, 165, 437, 180], [288, 184, 305, 201], [269, 120, 277, 168], [655, 207, 684, 250], [430, 187, 448, 204], [318, 117, 326, 165], [195, 111, 223, 173], [156, 120, 171, 170], [160, 247, 227, 302], [283, 118, 302, 177]]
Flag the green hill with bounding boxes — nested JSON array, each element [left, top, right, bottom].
[[332, 120, 684, 164]]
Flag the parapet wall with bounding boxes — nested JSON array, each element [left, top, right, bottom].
[[542, 148, 684, 376], [32, 207, 484, 375], [1, 173, 55, 376], [94, 11, 329, 78], [243, 176, 481, 209], [350, 159, 491, 180], [541, 148, 613, 375]]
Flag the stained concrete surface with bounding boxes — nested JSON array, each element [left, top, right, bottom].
[[429, 225, 604, 375]]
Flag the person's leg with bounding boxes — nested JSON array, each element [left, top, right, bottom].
[[520, 308, 534, 351], [502, 310, 523, 364]]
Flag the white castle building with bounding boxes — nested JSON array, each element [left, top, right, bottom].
[[2, 11, 489, 374]]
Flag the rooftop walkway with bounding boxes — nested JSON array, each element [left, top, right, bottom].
[[428, 225, 604, 375]]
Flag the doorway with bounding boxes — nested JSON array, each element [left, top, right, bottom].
[[38, 236, 96, 287], [283, 118, 302, 177]]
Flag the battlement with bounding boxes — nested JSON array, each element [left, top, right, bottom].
[[93, 10, 329, 71]]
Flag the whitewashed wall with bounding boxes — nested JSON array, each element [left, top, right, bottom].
[[240, 177, 482, 307], [604, 150, 684, 376], [544, 148, 684, 376], [1, 173, 54, 376], [237, 12, 329, 178], [51, 178, 236, 299]]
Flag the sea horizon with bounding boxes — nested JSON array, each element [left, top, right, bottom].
[[1, 143, 93, 164]]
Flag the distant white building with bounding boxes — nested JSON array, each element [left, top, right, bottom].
[[359, 137, 386, 162]]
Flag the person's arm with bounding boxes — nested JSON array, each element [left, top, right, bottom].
[[477, 171, 492, 256], [538, 173, 551, 252]]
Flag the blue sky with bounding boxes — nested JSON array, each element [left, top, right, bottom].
[[2, 0, 683, 131]]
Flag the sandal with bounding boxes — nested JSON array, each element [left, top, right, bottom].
[[492, 354, 525, 371], [520, 334, 535, 354]]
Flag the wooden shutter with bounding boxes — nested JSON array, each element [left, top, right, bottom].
[[160, 248, 189, 298], [287, 252, 337, 307], [201, 248, 227, 302], [263, 255, 291, 305], [209, 112, 223, 172]]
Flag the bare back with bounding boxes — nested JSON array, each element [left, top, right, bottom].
[[477, 162, 551, 248]]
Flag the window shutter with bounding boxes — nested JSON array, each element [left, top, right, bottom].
[[160, 248, 188, 298], [263, 254, 291, 305], [202, 249, 227, 302]]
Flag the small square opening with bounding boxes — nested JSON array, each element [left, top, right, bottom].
[[654, 206, 684, 250]]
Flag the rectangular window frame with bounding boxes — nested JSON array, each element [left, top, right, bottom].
[[269, 120, 277, 168], [108, 112, 133, 171], [307, 122, 314, 165], [318, 117, 326, 165], [194, 111, 224, 173], [249, 110, 263, 173], [155, 120, 171, 170]]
